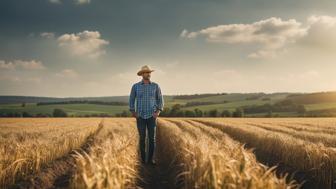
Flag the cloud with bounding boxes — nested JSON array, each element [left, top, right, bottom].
[[247, 49, 279, 59], [49, 0, 61, 4], [0, 60, 45, 70], [75, 0, 91, 4], [181, 17, 308, 59], [299, 15, 336, 48], [57, 30, 109, 59], [48, 0, 90, 4], [55, 69, 79, 78], [182, 15, 336, 59], [40, 32, 55, 39]]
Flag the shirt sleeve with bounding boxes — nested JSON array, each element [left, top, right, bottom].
[[129, 84, 136, 112], [155, 84, 164, 111]]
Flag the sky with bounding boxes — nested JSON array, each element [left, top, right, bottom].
[[1, 0, 336, 97]]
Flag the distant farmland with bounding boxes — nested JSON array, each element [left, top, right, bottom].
[[0, 117, 335, 189], [2, 92, 336, 117]]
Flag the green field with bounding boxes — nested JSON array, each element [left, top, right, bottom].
[[0, 103, 128, 116], [1, 92, 336, 117]]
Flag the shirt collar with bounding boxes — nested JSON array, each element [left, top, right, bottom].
[[141, 79, 151, 85]]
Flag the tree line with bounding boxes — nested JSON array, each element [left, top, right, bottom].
[[36, 100, 128, 106]]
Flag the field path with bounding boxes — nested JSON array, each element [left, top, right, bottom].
[[8, 119, 104, 189], [135, 120, 181, 189]]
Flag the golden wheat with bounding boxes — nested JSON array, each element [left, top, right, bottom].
[[191, 118, 336, 189], [157, 118, 299, 189], [0, 118, 102, 188], [1, 117, 335, 189], [70, 118, 139, 189]]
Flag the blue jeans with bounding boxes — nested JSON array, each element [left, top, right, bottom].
[[136, 116, 157, 163]]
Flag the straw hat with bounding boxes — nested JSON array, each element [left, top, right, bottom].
[[137, 65, 155, 76]]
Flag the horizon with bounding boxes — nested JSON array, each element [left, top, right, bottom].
[[1, 90, 336, 99], [1, 0, 336, 97]]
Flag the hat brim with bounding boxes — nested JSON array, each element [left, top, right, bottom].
[[137, 70, 154, 76]]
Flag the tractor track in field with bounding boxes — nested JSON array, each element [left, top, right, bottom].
[[7, 119, 105, 189], [135, 119, 182, 189]]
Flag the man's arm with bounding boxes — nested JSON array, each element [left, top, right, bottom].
[[129, 84, 136, 113], [155, 84, 164, 112]]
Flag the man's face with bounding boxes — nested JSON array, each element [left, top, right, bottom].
[[142, 72, 151, 80]]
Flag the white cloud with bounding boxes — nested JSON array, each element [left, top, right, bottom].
[[247, 49, 279, 59], [48, 0, 90, 4], [300, 15, 336, 48], [40, 32, 55, 39], [182, 15, 336, 59], [55, 69, 79, 78], [57, 30, 109, 59], [75, 0, 90, 4], [181, 17, 308, 59], [0, 60, 45, 70], [49, 0, 61, 4]]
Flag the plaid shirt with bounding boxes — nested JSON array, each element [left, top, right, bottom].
[[129, 79, 164, 119]]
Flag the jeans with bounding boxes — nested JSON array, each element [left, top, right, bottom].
[[136, 115, 157, 163]]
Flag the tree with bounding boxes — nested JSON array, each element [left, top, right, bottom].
[[297, 105, 306, 115], [160, 107, 170, 117], [22, 111, 32, 117], [53, 108, 67, 117], [232, 108, 244, 117], [208, 109, 218, 117], [266, 110, 273, 117], [221, 110, 231, 117], [120, 110, 130, 117], [170, 104, 183, 117], [185, 110, 196, 117], [194, 108, 203, 117]]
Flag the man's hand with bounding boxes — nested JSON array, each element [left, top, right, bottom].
[[153, 110, 160, 118], [131, 111, 138, 118]]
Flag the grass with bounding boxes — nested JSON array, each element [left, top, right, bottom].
[[0, 103, 129, 116]]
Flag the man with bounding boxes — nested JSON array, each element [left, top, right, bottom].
[[129, 65, 164, 166]]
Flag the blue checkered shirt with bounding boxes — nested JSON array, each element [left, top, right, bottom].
[[129, 79, 164, 119]]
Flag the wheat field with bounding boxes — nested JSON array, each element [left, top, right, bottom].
[[0, 117, 335, 189]]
